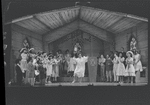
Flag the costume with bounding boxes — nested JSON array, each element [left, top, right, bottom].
[[113, 56, 119, 81], [124, 57, 136, 76], [98, 57, 106, 81], [73, 56, 88, 78], [134, 54, 143, 72], [117, 57, 126, 76]]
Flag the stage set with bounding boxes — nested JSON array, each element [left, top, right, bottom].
[[4, 5, 148, 86]]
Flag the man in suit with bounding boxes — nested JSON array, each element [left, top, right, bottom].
[[15, 59, 23, 86]]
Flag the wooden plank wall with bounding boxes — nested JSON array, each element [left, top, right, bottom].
[[48, 30, 104, 57], [115, 22, 148, 66], [10, 24, 43, 81]]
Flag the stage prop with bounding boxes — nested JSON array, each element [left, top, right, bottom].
[[88, 57, 98, 82]]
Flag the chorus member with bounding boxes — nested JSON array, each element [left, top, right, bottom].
[[15, 59, 23, 86], [98, 54, 106, 82], [20, 48, 28, 83], [105, 55, 113, 82], [64, 50, 70, 73], [124, 51, 135, 83], [38, 62, 46, 85], [53, 56, 60, 82], [27, 58, 35, 86], [117, 52, 126, 83], [134, 50, 143, 73], [68, 53, 76, 77], [72, 53, 88, 83], [112, 52, 119, 82], [45, 56, 54, 84]]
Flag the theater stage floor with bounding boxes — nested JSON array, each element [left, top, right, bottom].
[[34, 82, 148, 87]]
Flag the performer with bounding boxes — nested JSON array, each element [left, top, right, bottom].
[[20, 48, 28, 84], [68, 53, 76, 77], [72, 53, 88, 83], [117, 52, 126, 83], [130, 37, 137, 51], [105, 55, 113, 82], [64, 50, 71, 74], [27, 58, 35, 86], [38, 61, 46, 85], [134, 50, 143, 73], [53, 56, 60, 82], [15, 59, 23, 86], [112, 52, 119, 82], [124, 51, 136, 83], [45, 56, 55, 84], [98, 54, 106, 82]]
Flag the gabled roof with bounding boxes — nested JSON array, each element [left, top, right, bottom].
[[10, 6, 148, 35]]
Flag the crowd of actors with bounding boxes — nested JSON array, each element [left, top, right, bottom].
[[98, 47, 143, 83], [14, 38, 143, 86], [15, 44, 89, 86]]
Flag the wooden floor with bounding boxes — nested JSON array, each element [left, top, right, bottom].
[[42, 82, 147, 87]]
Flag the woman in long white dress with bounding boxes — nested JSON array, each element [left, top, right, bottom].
[[72, 53, 88, 83], [124, 51, 135, 83], [45, 56, 55, 83], [53, 56, 60, 82], [68, 53, 76, 77], [112, 53, 119, 82], [117, 52, 126, 83]]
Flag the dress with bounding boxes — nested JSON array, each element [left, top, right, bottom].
[[73, 56, 88, 78], [28, 63, 35, 78], [105, 58, 113, 71], [134, 54, 143, 72], [52, 59, 60, 77], [68, 57, 76, 72], [46, 59, 54, 76], [117, 57, 125, 76], [39, 65, 46, 80], [113, 57, 119, 75], [124, 57, 135, 76], [20, 53, 28, 73]]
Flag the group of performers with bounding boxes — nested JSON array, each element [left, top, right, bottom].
[[14, 37, 143, 86], [98, 40, 143, 83], [15, 41, 89, 86]]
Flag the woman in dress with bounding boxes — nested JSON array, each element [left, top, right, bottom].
[[105, 55, 113, 82], [112, 52, 119, 82], [38, 61, 46, 85], [134, 50, 143, 73], [27, 58, 35, 86], [124, 51, 136, 83], [72, 53, 88, 83], [20, 48, 29, 84], [45, 56, 55, 84], [117, 52, 126, 83], [68, 53, 77, 77], [98, 54, 106, 82], [53, 56, 60, 82]]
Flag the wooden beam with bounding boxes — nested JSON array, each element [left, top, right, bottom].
[[43, 20, 78, 43], [78, 20, 114, 43]]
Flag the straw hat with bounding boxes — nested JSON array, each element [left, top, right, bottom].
[[126, 51, 134, 57], [20, 48, 27, 53]]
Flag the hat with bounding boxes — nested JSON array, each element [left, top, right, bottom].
[[126, 51, 134, 57], [29, 48, 34, 52], [20, 48, 27, 53]]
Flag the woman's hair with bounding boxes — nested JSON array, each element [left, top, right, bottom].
[[15, 59, 21, 64]]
